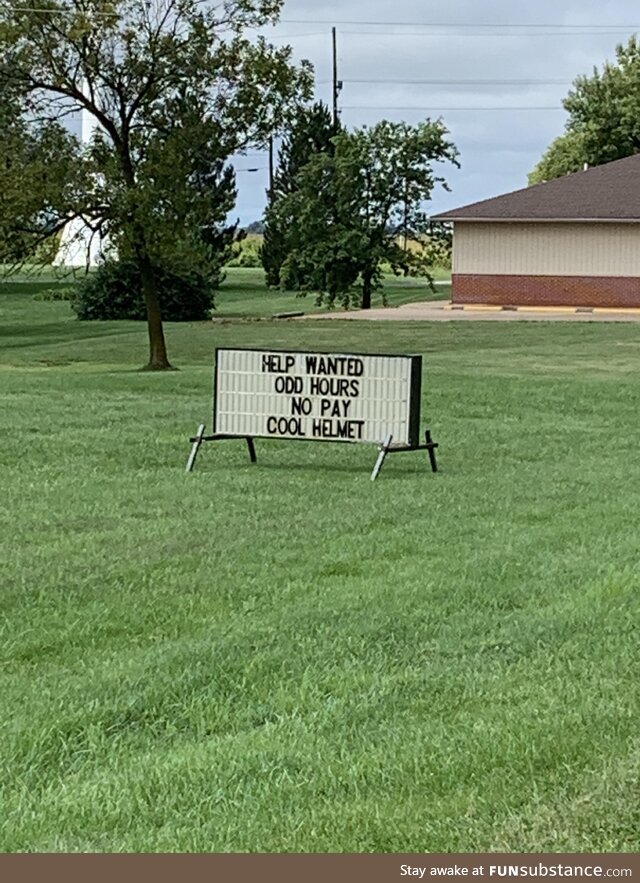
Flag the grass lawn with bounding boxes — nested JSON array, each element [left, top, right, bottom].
[[1, 277, 639, 852], [214, 268, 450, 317], [1, 265, 450, 320]]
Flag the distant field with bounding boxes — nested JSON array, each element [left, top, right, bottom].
[[215, 268, 450, 317], [1, 277, 638, 852], [1, 265, 451, 318]]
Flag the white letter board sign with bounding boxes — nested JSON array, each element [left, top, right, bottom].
[[213, 348, 422, 448]]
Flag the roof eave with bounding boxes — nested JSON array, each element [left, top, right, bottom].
[[432, 216, 640, 223]]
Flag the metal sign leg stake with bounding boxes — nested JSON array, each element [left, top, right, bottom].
[[370, 429, 439, 481], [187, 425, 437, 480], [425, 429, 438, 472], [186, 423, 206, 473], [245, 437, 257, 464], [371, 434, 393, 482], [186, 426, 258, 472]]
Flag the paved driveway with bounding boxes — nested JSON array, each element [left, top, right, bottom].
[[304, 301, 640, 323]]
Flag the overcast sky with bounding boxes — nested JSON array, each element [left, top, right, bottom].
[[232, 0, 640, 225]]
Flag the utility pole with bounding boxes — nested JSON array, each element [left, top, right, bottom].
[[403, 176, 409, 254], [332, 26, 342, 129], [268, 134, 274, 204]]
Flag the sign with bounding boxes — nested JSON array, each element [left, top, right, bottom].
[[213, 348, 422, 448], [186, 347, 438, 480]]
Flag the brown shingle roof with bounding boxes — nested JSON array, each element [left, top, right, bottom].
[[432, 152, 640, 221]]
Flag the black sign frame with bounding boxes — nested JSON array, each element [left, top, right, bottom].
[[186, 347, 438, 480]]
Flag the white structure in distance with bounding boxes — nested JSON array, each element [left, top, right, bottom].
[[53, 102, 112, 268]]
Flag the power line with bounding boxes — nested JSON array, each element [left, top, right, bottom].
[[280, 18, 640, 29], [2, 8, 634, 36], [336, 30, 636, 38], [266, 32, 328, 39], [342, 105, 565, 111], [0, 4, 115, 14], [2, 7, 637, 30], [318, 78, 571, 86]]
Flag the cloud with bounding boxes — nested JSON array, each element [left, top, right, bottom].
[[234, 0, 640, 222]]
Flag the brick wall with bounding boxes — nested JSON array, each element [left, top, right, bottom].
[[453, 274, 640, 308]]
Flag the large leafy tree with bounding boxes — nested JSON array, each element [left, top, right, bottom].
[[530, 35, 640, 183], [0, 80, 81, 264], [273, 120, 458, 309], [0, 0, 312, 369], [528, 131, 587, 185], [261, 101, 337, 287], [564, 35, 640, 166]]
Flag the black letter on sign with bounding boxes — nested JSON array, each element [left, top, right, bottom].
[[291, 397, 313, 416]]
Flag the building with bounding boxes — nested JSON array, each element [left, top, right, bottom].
[[53, 101, 111, 268], [433, 153, 640, 308]]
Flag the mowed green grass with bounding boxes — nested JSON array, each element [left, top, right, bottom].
[[1, 265, 450, 319], [214, 268, 450, 317], [1, 277, 639, 853]]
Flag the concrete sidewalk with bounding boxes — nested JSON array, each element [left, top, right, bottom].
[[304, 301, 640, 323]]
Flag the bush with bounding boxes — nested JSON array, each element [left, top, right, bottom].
[[226, 237, 262, 268], [33, 285, 77, 302], [72, 260, 215, 321]]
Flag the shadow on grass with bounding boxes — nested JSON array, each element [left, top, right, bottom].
[[193, 456, 440, 478], [0, 321, 142, 347], [264, 462, 439, 478]]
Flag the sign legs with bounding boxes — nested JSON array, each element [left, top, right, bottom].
[[245, 437, 257, 464], [371, 434, 393, 482], [186, 427, 257, 472], [186, 425, 437, 480], [425, 429, 439, 473], [186, 423, 206, 473], [369, 429, 439, 480]]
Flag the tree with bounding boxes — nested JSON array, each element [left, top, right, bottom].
[[564, 35, 640, 166], [0, 81, 81, 264], [0, 0, 312, 369], [529, 35, 640, 183], [187, 155, 240, 289], [528, 131, 587, 185], [272, 120, 458, 309], [261, 101, 337, 287]]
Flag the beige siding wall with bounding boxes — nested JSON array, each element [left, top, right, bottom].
[[453, 222, 640, 277]]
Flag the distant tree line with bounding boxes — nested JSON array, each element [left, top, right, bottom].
[[529, 35, 640, 184]]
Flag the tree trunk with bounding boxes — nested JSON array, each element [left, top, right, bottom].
[[138, 251, 174, 370], [119, 138, 174, 370], [361, 269, 373, 310]]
